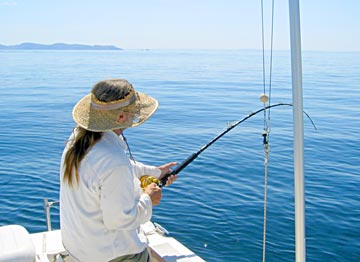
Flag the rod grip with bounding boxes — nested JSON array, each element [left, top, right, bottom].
[[160, 153, 198, 186]]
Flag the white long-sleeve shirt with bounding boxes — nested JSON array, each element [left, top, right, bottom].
[[60, 131, 161, 262]]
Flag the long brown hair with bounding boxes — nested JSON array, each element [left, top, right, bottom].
[[63, 79, 132, 187], [63, 128, 103, 187]]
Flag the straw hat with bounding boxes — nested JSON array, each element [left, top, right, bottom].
[[72, 79, 158, 132]]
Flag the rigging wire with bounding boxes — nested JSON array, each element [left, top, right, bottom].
[[260, 0, 275, 262], [261, 0, 275, 132]]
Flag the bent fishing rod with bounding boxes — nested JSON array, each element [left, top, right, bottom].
[[140, 102, 315, 188]]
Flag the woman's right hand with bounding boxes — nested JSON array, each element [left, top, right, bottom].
[[144, 183, 162, 206]]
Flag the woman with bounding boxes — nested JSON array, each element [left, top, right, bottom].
[[60, 78, 177, 262]]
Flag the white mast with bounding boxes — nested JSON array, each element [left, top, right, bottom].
[[289, 0, 306, 262]]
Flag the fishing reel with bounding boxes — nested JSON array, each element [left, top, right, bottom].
[[140, 175, 162, 189]]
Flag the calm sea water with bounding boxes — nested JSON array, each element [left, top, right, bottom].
[[0, 50, 359, 261]]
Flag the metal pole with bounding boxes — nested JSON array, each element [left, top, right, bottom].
[[44, 198, 52, 231], [289, 0, 306, 261]]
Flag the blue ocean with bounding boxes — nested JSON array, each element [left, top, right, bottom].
[[0, 49, 359, 261]]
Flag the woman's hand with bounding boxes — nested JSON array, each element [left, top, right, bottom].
[[144, 183, 162, 206], [158, 162, 178, 186]]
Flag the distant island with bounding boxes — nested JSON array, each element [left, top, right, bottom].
[[0, 43, 122, 50]]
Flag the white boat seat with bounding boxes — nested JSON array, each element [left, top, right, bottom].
[[30, 229, 68, 262], [0, 225, 36, 262]]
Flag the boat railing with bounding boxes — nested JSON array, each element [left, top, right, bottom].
[[44, 198, 59, 231]]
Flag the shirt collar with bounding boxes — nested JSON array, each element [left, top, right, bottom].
[[103, 131, 128, 150]]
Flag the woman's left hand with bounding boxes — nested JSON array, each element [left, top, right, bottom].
[[158, 162, 178, 186]]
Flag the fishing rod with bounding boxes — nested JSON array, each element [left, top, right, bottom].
[[140, 102, 315, 188]]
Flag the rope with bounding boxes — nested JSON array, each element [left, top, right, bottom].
[[262, 140, 269, 262], [260, 0, 275, 261]]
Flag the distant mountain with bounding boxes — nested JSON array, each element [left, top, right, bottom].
[[0, 43, 122, 50]]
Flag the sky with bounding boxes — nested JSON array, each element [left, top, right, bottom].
[[0, 0, 359, 51]]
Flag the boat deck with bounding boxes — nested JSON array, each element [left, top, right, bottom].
[[0, 222, 205, 262]]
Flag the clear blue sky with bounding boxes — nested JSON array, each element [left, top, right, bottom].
[[0, 0, 359, 51]]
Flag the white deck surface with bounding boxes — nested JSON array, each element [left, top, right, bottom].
[[0, 223, 205, 262]]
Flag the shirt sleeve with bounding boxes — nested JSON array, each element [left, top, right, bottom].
[[100, 165, 152, 230], [131, 160, 161, 179]]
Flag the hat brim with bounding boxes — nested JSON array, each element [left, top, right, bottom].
[[72, 91, 158, 132]]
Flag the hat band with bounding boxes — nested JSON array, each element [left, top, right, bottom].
[[91, 93, 137, 110]]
